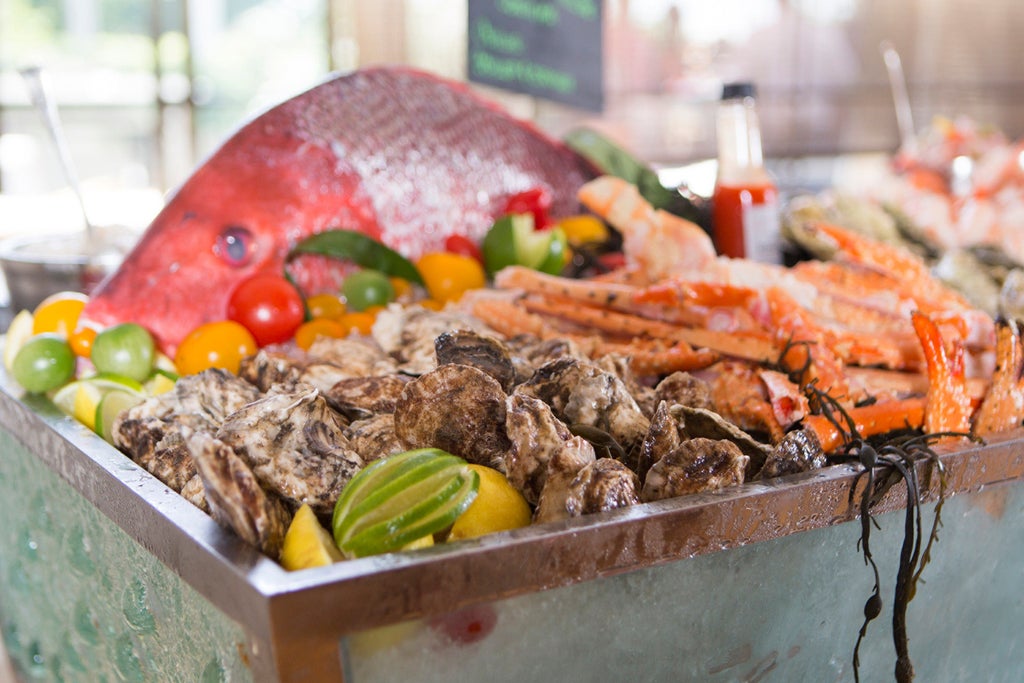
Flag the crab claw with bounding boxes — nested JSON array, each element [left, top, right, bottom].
[[910, 310, 973, 439]]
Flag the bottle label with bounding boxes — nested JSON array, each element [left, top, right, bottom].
[[742, 201, 782, 264]]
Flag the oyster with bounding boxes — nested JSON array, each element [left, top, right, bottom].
[[214, 383, 363, 518], [188, 431, 292, 558], [112, 369, 261, 493], [394, 364, 511, 468], [641, 438, 749, 501], [344, 413, 404, 464], [754, 428, 827, 480], [564, 458, 641, 517], [324, 375, 408, 420], [504, 392, 595, 505], [434, 329, 516, 392]]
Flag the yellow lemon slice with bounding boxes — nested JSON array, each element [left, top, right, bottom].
[[3, 310, 35, 372], [447, 465, 532, 541], [281, 504, 343, 571]]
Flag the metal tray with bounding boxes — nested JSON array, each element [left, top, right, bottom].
[[1, 362, 1023, 682]]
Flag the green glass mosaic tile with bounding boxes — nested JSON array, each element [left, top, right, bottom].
[[0, 429, 255, 681]]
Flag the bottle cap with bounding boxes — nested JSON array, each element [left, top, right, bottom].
[[721, 82, 756, 100]]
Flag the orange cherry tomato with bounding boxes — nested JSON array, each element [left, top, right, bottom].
[[174, 321, 257, 375], [68, 323, 99, 358], [338, 311, 377, 336], [295, 318, 347, 350], [415, 252, 486, 303], [419, 298, 445, 311], [305, 293, 346, 320], [32, 291, 88, 337], [389, 277, 413, 300]]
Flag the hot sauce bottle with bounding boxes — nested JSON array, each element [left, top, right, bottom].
[[712, 82, 782, 262]]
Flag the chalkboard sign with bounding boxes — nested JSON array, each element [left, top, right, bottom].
[[467, 0, 604, 112]]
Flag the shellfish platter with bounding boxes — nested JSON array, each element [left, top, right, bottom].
[[4, 67, 1024, 680]]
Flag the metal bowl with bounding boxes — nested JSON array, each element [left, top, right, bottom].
[[0, 230, 132, 312]]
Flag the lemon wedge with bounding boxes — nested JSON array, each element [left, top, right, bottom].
[[281, 504, 343, 570], [3, 310, 35, 372], [446, 465, 532, 541]]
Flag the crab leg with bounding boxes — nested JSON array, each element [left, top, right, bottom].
[[972, 318, 1024, 436], [910, 310, 973, 438], [802, 398, 927, 454]]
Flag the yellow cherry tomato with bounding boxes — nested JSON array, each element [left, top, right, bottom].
[[174, 320, 257, 375], [305, 293, 346, 320], [68, 323, 99, 358], [558, 214, 609, 245], [338, 311, 377, 336], [416, 252, 486, 303], [295, 318, 347, 350], [32, 291, 88, 337]]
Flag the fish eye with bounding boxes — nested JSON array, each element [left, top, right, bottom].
[[215, 225, 254, 267]]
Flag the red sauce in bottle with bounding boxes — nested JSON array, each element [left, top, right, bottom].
[[712, 181, 779, 259], [712, 82, 781, 263]]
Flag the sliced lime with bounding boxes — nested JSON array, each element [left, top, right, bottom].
[[81, 372, 146, 394], [94, 389, 145, 443], [342, 473, 478, 558], [332, 448, 480, 558]]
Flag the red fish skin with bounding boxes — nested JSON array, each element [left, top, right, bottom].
[[82, 66, 598, 354]]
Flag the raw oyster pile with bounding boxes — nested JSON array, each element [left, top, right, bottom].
[[110, 304, 825, 559]]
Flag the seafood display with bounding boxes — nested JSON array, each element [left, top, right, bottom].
[[80, 66, 598, 354], [785, 116, 1024, 318]]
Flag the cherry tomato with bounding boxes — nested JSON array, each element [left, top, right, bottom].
[[502, 187, 552, 229], [389, 277, 412, 300], [305, 293, 346, 320], [294, 318, 347, 350], [32, 291, 88, 337], [342, 269, 395, 312], [444, 234, 484, 263], [175, 321, 257, 375], [227, 273, 305, 347], [338, 311, 377, 336], [415, 252, 486, 303], [11, 334, 75, 393], [91, 323, 156, 382], [68, 323, 99, 358]]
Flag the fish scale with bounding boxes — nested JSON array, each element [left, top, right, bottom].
[[82, 66, 598, 354]]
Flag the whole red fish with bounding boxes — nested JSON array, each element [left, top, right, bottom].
[[82, 66, 597, 353]]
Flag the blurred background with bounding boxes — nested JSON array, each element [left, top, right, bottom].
[[1, 0, 1022, 235]]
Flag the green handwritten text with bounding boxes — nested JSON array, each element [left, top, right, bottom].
[[471, 51, 577, 94], [558, 0, 597, 20], [474, 19, 525, 54], [496, 0, 558, 26]]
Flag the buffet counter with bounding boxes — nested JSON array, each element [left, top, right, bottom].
[[1, 356, 1022, 682]]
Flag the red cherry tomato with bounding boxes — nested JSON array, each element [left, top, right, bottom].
[[502, 187, 552, 229], [227, 273, 305, 347], [443, 234, 484, 263]]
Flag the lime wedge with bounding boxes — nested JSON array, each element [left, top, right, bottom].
[[332, 448, 480, 558], [95, 389, 145, 443], [281, 504, 343, 571], [3, 310, 35, 371]]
